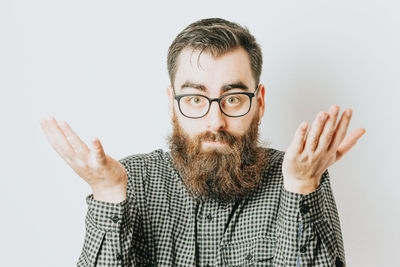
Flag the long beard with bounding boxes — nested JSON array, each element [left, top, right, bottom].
[[167, 112, 270, 203]]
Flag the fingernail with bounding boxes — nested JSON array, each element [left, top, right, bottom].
[[331, 106, 339, 115], [346, 109, 352, 116]]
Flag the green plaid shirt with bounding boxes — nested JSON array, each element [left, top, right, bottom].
[[77, 148, 345, 266]]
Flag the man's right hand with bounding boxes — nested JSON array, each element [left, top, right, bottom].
[[39, 117, 127, 203]]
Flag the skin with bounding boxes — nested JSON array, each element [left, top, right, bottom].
[[39, 46, 366, 203]]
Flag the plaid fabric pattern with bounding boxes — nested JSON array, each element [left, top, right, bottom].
[[77, 148, 345, 266]]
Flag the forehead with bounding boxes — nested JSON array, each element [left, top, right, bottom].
[[174, 47, 255, 94]]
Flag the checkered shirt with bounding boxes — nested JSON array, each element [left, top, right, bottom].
[[77, 148, 345, 266]]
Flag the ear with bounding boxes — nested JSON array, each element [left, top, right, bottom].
[[257, 84, 266, 119], [167, 85, 174, 119]]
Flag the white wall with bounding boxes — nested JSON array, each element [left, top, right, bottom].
[[1, 0, 399, 266]]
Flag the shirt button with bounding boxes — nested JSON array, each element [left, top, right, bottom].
[[111, 215, 119, 223], [300, 245, 307, 253], [300, 204, 310, 215], [245, 253, 253, 261], [335, 257, 344, 267], [116, 253, 123, 261], [206, 213, 213, 222]]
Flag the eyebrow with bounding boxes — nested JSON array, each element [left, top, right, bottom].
[[180, 80, 249, 93]]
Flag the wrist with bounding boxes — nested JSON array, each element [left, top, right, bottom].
[[283, 179, 319, 195], [92, 181, 127, 203]]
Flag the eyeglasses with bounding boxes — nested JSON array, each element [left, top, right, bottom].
[[173, 85, 259, 119]]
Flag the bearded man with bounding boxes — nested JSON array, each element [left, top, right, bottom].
[[40, 18, 365, 267]]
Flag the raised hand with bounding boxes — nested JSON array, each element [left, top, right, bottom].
[[282, 105, 366, 195], [39, 117, 128, 203]]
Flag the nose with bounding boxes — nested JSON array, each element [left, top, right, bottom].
[[206, 101, 226, 132]]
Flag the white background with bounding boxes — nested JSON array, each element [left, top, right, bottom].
[[1, 0, 399, 266]]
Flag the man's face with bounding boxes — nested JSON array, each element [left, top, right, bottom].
[[167, 47, 266, 148], [166, 47, 268, 202]]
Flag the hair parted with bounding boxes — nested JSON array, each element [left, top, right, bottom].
[[167, 18, 263, 88]]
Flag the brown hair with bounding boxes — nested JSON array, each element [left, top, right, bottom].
[[167, 18, 263, 88]]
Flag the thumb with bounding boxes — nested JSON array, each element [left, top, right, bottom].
[[289, 121, 308, 154], [336, 128, 366, 161], [91, 137, 107, 165]]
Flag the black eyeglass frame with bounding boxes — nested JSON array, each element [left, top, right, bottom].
[[173, 85, 260, 119]]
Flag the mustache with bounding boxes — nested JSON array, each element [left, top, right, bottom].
[[196, 130, 240, 145]]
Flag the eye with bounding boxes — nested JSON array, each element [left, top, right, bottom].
[[225, 96, 240, 105], [189, 96, 203, 105]]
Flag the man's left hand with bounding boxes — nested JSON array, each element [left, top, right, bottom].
[[282, 105, 366, 195]]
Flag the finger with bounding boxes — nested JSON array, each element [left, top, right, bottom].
[[335, 128, 366, 161], [58, 120, 90, 155], [39, 116, 75, 161], [304, 111, 329, 152], [316, 105, 340, 152], [289, 121, 308, 154], [91, 137, 107, 165], [328, 108, 352, 152]]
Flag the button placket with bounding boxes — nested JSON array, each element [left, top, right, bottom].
[[198, 200, 220, 266]]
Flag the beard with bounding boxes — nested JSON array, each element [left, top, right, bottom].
[[167, 111, 270, 203]]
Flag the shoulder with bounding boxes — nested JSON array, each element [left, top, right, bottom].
[[118, 148, 168, 162], [264, 147, 286, 171], [118, 149, 172, 174], [266, 147, 285, 162]]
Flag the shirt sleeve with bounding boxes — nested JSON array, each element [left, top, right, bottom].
[[76, 195, 134, 266], [276, 169, 346, 267], [77, 157, 149, 267]]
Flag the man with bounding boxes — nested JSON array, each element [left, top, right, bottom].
[[40, 18, 365, 266]]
